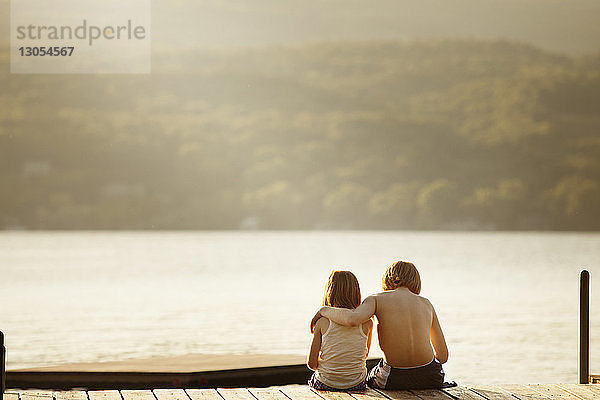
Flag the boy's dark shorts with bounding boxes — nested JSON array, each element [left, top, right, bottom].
[[367, 359, 445, 389]]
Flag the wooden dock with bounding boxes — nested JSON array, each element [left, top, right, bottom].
[[5, 384, 600, 400]]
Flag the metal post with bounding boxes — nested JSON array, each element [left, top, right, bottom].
[[1, 330, 5, 400], [579, 270, 590, 384]]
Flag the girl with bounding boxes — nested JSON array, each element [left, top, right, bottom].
[[307, 270, 373, 391]]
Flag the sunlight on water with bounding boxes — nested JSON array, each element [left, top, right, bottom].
[[1, 231, 599, 383]]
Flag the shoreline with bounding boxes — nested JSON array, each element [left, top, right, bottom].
[[10, 353, 307, 373]]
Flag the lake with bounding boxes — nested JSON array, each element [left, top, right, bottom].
[[1, 231, 599, 384]]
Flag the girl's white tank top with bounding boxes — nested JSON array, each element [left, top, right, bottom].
[[315, 320, 368, 388]]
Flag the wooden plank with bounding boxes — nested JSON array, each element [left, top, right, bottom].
[[21, 395, 51, 400], [558, 385, 600, 400], [21, 391, 55, 400], [525, 385, 581, 400], [248, 388, 288, 400], [280, 385, 324, 400], [349, 388, 390, 400], [313, 391, 354, 400], [21, 392, 54, 397], [585, 386, 600, 395], [568, 386, 600, 397], [216, 389, 256, 400], [88, 391, 122, 400], [153, 390, 190, 400], [376, 390, 421, 400], [122, 391, 157, 400], [185, 390, 224, 400], [468, 386, 516, 400], [4, 393, 20, 400], [442, 387, 486, 400], [55, 392, 88, 400], [409, 390, 453, 400], [498, 385, 551, 400]]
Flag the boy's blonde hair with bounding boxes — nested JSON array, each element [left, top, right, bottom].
[[382, 261, 421, 294], [323, 270, 361, 309]]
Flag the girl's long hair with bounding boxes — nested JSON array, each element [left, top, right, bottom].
[[323, 270, 361, 309]]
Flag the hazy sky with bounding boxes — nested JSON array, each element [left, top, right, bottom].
[[2, 0, 600, 55], [148, 0, 600, 55]]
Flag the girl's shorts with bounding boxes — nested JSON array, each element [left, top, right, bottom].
[[308, 373, 367, 391]]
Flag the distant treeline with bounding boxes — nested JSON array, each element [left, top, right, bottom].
[[1, 40, 599, 230]]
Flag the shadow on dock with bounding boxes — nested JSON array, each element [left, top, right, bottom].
[[6, 359, 382, 390]]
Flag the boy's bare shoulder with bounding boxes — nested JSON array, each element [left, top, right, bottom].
[[416, 293, 431, 301], [372, 291, 389, 298], [411, 293, 433, 305], [416, 295, 436, 312], [374, 291, 433, 306]]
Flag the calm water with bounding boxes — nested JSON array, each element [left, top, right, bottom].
[[1, 231, 600, 384]]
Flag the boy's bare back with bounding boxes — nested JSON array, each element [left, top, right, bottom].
[[373, 287, 440, 367]]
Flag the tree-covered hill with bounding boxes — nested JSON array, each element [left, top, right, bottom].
[[1, 40, 599, 230]]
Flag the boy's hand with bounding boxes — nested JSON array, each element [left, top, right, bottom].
[[310, 308, 323, 333]]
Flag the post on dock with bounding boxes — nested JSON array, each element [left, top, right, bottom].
[[579, 270, 590, 384], [1, 330, 5, 400]]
